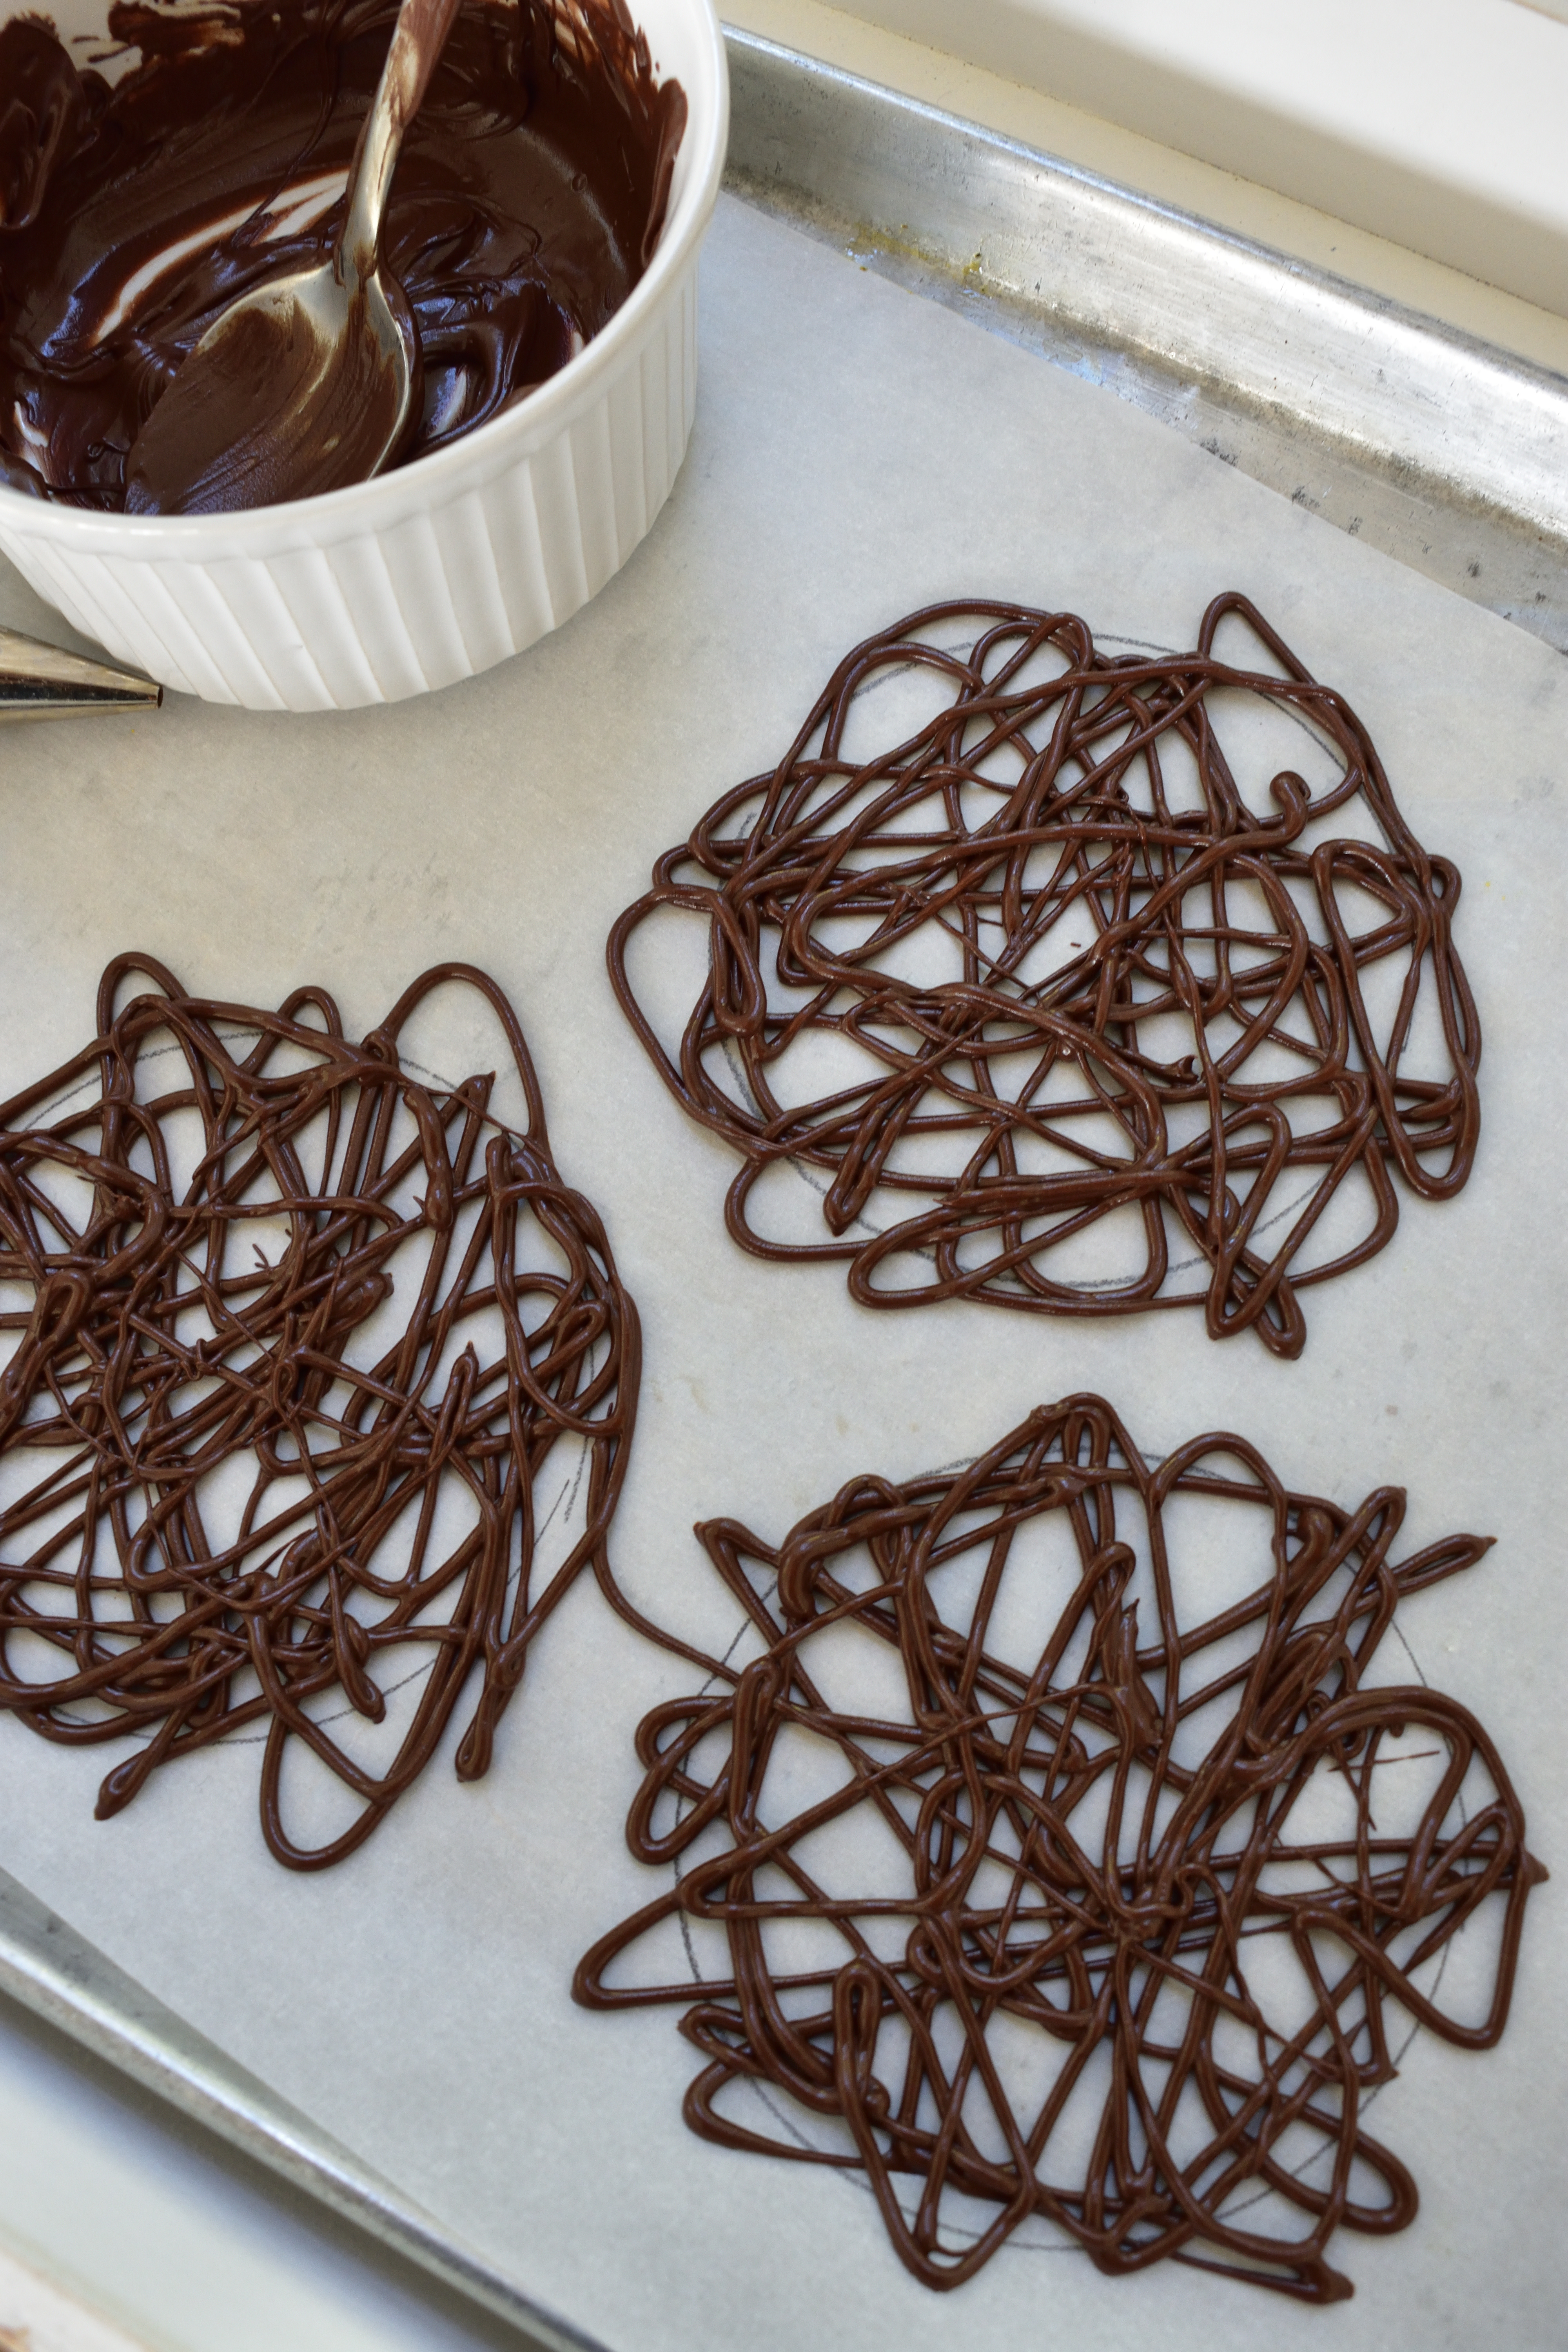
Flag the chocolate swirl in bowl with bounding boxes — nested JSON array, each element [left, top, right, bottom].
[[0, 0, 686, 510]]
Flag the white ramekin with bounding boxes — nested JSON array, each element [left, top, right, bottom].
[[0, 0, 727, 711]]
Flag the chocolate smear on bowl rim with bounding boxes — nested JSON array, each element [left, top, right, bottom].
[[0, 0, 686, 511]]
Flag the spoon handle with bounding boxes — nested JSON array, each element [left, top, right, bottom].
[[338, 0, 465, 288]]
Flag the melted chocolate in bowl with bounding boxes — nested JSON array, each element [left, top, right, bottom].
[[0, 0, 687, 512]]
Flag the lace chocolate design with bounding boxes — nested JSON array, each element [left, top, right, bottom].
[[0, 956, 638, 1867], [577, 1396, 1541, 2299], [609, 595, 1481, 1356]]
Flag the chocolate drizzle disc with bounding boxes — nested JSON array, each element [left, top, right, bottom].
[[0, 956, 639, 1867], [609, 595, 1481, 1355], [577, 1396, 1541, 2300]]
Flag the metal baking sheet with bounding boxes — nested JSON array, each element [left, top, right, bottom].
[[0, 1866, 586, 2350], [1, 43, 1565, 2352], [724, 27, 1568, 655]]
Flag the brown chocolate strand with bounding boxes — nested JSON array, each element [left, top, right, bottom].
[[608, 594, 1481, 1355], [576, 1396, 1541, 2301], [0, 956, 639, 1868]]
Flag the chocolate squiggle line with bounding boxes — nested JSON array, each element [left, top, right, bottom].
[[0, 955, 639, 1868], [609, 593, 1481, 1356], [577, 1395, 1542, 2300]]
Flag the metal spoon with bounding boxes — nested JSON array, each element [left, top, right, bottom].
[[123, 0, 462, 518]]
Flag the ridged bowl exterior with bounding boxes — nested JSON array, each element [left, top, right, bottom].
[[0, 0, 725, 711]]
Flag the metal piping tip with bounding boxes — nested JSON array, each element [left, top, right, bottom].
[[0, 626, 163, 722]]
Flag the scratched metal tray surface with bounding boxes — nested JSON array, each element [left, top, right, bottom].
[[2, 27, 1565, 2352], [724, 28, 1568, 656]]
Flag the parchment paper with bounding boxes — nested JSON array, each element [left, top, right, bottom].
[[1, 193, 1564, 2352]]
